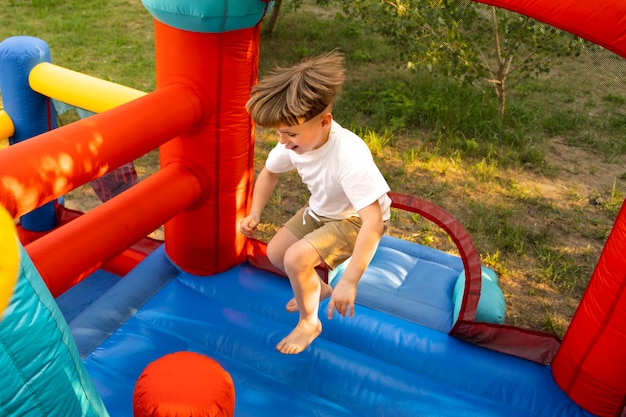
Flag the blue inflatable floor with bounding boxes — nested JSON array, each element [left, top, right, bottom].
[[61, 244, 594, 417]]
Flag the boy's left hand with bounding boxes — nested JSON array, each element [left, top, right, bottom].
[[327, 280, 357, 319]]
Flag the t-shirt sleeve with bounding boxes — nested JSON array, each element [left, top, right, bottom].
[[339, 145, 390, 212], [265, 144, 294, 174]]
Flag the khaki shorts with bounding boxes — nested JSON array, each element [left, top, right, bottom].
[[284, 207, 362, 270]]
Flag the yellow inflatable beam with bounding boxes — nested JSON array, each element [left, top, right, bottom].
[[0, 205, 19, 316], [29, 62, 146, 114], [0, 110, 15, 141]]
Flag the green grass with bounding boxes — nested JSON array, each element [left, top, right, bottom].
[[0, 0, 155, 91], [1, 0, 625, 337]]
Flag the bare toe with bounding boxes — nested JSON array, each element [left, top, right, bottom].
[[276, 320, 322, 354]]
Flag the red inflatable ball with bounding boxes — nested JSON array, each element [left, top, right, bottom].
[[133, 351, 235, 417]]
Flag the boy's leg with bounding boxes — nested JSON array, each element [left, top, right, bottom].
[[285, 284, 331, 312], [276, 239, 325, 354], [285, 268, 332, 312], [267, 225, 333, 314], [266, 226, 300, 272], [285, 216, 361, 314]]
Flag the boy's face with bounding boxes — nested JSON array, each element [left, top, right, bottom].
[[275, 112, 332, 155]]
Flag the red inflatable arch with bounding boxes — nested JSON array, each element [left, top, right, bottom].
[[475, 0, 626, 59], [476, 1, 626, 416]]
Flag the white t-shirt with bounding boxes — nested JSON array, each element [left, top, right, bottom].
[[265, 120, 391, 221]]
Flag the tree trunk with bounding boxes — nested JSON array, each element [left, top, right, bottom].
[[490, 6, 509, 118], [496, 78, 506, 118], [262, 0, 283, 35]]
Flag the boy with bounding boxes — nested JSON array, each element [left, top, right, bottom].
[[240, 51, 391, 354]]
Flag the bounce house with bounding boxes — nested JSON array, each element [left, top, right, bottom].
[[0, 0, 625, 416]]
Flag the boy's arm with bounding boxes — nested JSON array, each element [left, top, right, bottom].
[[327, 201, 384, 319], [240, 167, 280, 236]]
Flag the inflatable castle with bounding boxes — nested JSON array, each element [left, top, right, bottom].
[[0, 0, 625, 416]]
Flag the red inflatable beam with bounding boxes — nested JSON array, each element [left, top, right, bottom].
[[0, 83, 203, 220], [26, 163, 203, 297]]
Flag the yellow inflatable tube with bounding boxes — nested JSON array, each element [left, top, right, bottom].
[[0, 110, 15, 141], [29, 62, 146, 114], [0, 206, 19, 317]]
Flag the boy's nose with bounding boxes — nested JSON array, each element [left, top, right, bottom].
[[277, 135, 290, 146]]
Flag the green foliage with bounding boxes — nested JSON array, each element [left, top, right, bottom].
[[602, 93, 626, 106], [343, 0, 483, 79], [338, 0, 587, 116], [284, 0, 333, 9], [361, 129, 396, 155], [335, 69, 549, 165]]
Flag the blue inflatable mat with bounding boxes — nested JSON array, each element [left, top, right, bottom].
[[71, 245, 593, 417], [333, 234, 463, 332]]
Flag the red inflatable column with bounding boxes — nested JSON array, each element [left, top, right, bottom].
[[152, 20, 259, 275], [552, 200, 626, 417]]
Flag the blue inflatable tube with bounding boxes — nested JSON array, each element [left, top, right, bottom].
[[0, 36, 57, 231]]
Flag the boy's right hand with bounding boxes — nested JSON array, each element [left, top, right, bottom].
[[240, 214, 261, 237]]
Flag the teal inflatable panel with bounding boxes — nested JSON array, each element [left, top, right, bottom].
[[0, 245, 109, 417], [142, 0, 273, 33], [453, 266, 506, 324]]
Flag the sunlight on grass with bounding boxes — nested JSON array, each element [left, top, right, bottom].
[[470, 159, 498, 182], [362, 129, 395, 155], [541, 302, 568, 335], [481, 250, 508, 278]]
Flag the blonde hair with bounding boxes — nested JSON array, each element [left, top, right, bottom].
[[246, 50, 345, 127]]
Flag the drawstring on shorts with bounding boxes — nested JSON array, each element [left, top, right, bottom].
[[302, 207, 321, 225]]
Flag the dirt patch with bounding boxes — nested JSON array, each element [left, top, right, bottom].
[[503, 138, 625, 329]]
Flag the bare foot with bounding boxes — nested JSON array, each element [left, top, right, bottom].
[[276, 319, 322, 354], [285, 281, 333, 313]]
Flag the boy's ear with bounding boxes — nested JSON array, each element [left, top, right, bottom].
[[321, 112, 332, 126]]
